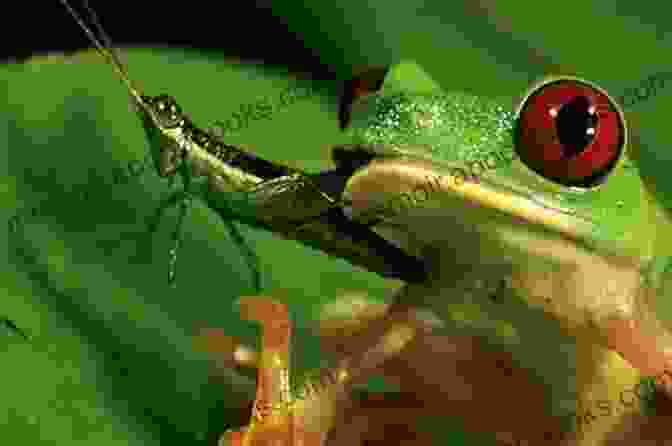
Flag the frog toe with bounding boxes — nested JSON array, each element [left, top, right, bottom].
[[193, 325, 259, 371], [602, 315, 671, 377], [653, 352, 672, 398]]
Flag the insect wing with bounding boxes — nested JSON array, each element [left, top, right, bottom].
[[242, 175, 336, 223]]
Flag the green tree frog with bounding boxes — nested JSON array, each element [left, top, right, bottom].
[[334, 60, 672, 445], [206, 61, 672, 445]]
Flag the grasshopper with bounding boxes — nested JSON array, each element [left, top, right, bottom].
[[58, 0, 428, 291]]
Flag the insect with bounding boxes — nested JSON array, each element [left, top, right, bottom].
[[60, 1, 672, 444], [59, 0, 428, 290]]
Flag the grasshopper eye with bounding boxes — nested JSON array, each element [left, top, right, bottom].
[[144, 94, 183, 128], [514, 77, 626, 188]]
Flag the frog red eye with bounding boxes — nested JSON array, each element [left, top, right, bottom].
[[514, 77, 626, 188]]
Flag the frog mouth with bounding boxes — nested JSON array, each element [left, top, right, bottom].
[[339, 157, 601, 270]]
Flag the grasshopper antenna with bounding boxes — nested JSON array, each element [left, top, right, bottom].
[[58, 0, 144, 107]]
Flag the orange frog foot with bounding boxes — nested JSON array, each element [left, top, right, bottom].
[[204, 295, 420, 446], [653, 355, 672, 398], [213, 296, 321, 446], [603, 315, 672, 399]]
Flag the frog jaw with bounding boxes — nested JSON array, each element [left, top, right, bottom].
[[341, 158, 623, 272], [342, 157, 672, 398]]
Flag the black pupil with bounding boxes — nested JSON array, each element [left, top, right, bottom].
[[555, 95, 598, 158]]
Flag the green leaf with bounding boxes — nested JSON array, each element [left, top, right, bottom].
[[1, 49, 395, 446]]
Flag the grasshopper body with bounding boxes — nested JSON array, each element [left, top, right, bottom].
[[58, 0, 428, 289]]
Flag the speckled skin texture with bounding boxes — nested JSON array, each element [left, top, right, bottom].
[[335, 62, 672, 445]]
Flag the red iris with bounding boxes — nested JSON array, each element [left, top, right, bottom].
[[514, 78, 625, 188]]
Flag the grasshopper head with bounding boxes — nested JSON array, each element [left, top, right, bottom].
[[140, 94, 184, 128], [134, 94, 186, 177], [58, 0, 188, 179]]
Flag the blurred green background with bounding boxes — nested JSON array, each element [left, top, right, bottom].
[[2, 1, 671, 445]]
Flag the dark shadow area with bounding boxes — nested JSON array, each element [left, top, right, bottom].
[[6, 1, 336, 81]]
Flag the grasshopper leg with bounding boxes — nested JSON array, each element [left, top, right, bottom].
[[167, 192, 192, 285], [152, 155, 262, 289], [144, 187, 192, 286], [146, 189, 189, 235], [222, 221, 262, 293], [150, 169, 264, 290]]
